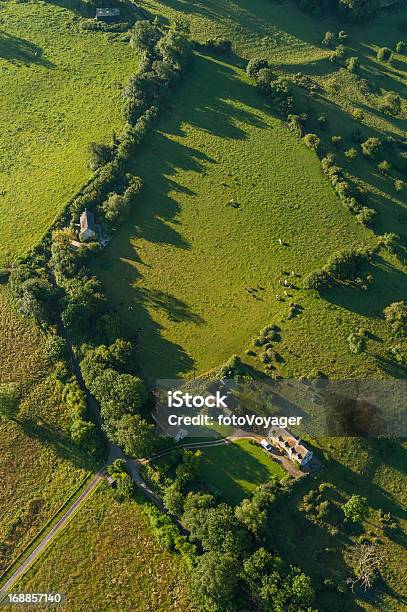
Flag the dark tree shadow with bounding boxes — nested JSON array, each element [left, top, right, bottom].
[[0, 31, 54, 67]]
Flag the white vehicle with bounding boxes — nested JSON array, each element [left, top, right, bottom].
[[260, 439, 273, 453]]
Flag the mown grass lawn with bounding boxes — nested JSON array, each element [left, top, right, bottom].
[[0, 0, 136, 265], [198, 439, 286, 505], [17, 484, 196, 611], [0, 287, 92, 574]]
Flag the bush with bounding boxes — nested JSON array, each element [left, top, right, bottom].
[[377, 47, 392, 62]]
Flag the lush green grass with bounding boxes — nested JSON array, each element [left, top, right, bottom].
[[17, 484, 196, 611], [270, 436, 407, 611], [0, 0, 136, 265], [0, 287, 92, 574], [197, 439, 286, 505], [96, 50, 406, 382]]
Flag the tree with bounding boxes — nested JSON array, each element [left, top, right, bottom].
[[163, 482, 185, 515], [394, 179, 405, 192], [70, 418, 99, 454], [115, 472, 134, 501], [0, 383, 19, 421], [246, 58, 269, 79], [18, 277, 58, 325], [361, 137, 381, 158], [330, 44, 346, 63], [302, 133, 320, 152], [384, 301, 407, 334], [347, 542, 385, 592], [342, 494, 369, 523], [108, 458, 127, 477], [376, 47, 391, 62], [44, 334, 67, 363], [62, 277, 106, 341], [90, 369, 147, 420], [377, 160, 390, 174], [105, 414, 155, 458], [130, 20, 162, 56], [378, 232, 399, 252], [190, 551, 241, 610], [378, 92, 401, 116], [346, 56, 359, 72], [235, 497, 268, 537], [88, 142, 112, 170], [331, 135, 342, 148], [395, 41, 406, 54], [345, 147, 357, 161], [183, 497, 251, 557], [347, 329, 366, 354], [322, 31, 335, 47]]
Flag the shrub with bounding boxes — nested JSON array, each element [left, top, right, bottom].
[[376, 47, 392, 62], [394, 179, 405, 192], [338, 30, 348, 41], [331, 136, 342, 148]]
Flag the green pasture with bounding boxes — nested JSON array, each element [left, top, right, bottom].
[[0, 0, 136, 265], [0, 287, 90, 574], [198, 439, 287, 505], [96, 51, 406, 381], [17, 484, 195, 611]]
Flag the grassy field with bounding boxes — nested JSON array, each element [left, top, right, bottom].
[[0, 287, 92, 574], [96, 49, 405, 382], [197, 439, 286, 505], [270, 436, 407, 611], [16, 484, 195, 611], [0, 0, 136, 265]]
